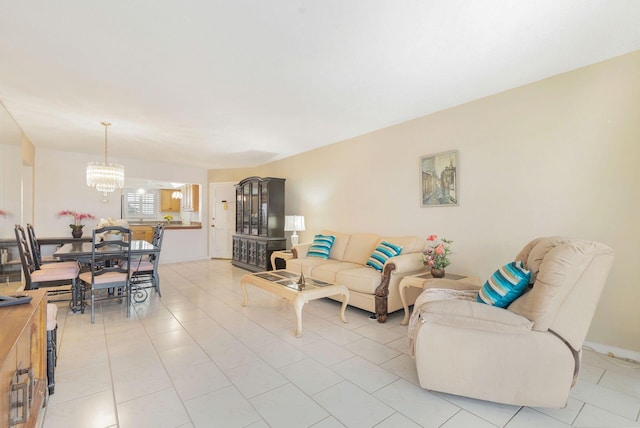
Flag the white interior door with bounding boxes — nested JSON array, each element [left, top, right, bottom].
[[209, 182, 236, 259]]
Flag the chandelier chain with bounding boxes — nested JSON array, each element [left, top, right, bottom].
[[101, 121, 111, 163]]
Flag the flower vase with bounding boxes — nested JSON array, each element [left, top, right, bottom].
[[72, 228, 83, 239], [430, 268, 445, 278]]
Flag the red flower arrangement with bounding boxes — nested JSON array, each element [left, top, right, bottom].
[[58, 210, 95, 230], [422, 234, 453, 270]]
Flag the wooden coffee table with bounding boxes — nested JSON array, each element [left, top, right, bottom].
[[240, 269, 350, 337]]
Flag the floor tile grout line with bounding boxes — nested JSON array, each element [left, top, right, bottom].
[[99, 312, 124, 428], [436, 408, 465, 428], [570, 401, 586, 426], [503, 406, 525, 427]]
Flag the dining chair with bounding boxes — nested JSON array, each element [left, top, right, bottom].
[[14, 225, 81, 309], [127, 223, 165, 300], [26, 223, 80, 270], [79, 226, 132, 323]]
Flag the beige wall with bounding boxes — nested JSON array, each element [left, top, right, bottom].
[[22, 135, 35, 224], [0, 101, 25, 235], [21, 134, 34, 165], [212, 50, 640, 352]]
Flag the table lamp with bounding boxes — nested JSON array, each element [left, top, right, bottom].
[[284, 215, 305, 247]]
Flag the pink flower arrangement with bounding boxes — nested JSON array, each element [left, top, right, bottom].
[[58, 210, 96, 230], [422, 234, 453, 270], [0, 209, 6, 217]]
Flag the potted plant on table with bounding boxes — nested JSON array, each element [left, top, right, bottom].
[[58, 210, 96, 238], [422, 234, 452, 278]]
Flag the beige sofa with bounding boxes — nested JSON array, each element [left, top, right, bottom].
[[411, 237, 614, 407], [288, 230, 427, 322]]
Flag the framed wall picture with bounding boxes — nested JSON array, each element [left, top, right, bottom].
[[419, 150, 458, 207]]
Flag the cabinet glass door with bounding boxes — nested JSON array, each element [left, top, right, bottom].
[[250, 183, 259, 235], [259, 184, 268, 237], [235, 188, 243, 233], [242, 185, 250, 234]]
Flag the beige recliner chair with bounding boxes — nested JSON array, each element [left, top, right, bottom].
[[411, 237, 614, 408]]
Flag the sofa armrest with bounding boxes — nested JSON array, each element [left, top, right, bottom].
[[386, 253, 425, 274], [374, 254, 426, 322], [291, 242, 312, 259], [419, 299, 533, 333]]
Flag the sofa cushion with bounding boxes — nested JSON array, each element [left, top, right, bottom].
[[342, 233, 380, 265], [378, 236, 425, 254], [307, 234, 336, 259], [336, 267, 383, 294], [366, 241, 403, 272], [477, 261, 531, 308], [312, 262, 362, 283], [287, 257, 339, 278], [321, 230, 351, 261]]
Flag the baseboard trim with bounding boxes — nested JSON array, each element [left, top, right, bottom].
[[583, 341, 640, 364]]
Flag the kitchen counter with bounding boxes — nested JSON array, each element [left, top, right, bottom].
[[129, 221, 202, 230], [165, 222, 202, 230]]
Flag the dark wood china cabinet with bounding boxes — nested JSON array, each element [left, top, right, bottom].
[[231, 177, 286, 271]]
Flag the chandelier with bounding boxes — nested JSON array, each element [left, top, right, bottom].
[[86, 122, 125, 195], [171, 191, 183, 199]]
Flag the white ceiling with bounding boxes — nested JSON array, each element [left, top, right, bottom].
[[1, 1, 639, 169]]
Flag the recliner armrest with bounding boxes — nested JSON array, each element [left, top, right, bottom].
[[419, 300, 533, 333]]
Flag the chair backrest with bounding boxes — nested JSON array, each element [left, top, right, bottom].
[[510, 237, 614, 351], [14, 225, 36, 288], [26, 224, 44, 269], [149, 223, 165, 265], [89, 226, 132, 287]]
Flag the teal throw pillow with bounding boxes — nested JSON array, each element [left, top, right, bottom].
[[366, 241, 403, 272], [307, 234, 336, 259], [477, 261, 531, 308]]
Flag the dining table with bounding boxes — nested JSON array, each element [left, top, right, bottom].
[[53, 239, 160, 311]]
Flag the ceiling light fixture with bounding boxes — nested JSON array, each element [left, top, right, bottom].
[[171, 191, 183, 199], [86, 121, 125, 196]]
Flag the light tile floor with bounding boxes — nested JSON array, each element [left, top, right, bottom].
[[40, 260, 640, 428]]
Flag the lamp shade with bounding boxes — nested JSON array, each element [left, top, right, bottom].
[[284, 215, 305, 232]]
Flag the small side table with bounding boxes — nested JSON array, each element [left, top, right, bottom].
[[270, 250, 294, 270], [399, 271, 481, 325]]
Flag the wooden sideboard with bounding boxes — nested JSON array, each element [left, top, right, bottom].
[[0, 289, 47, 428], [232, 177, 286, 272]]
